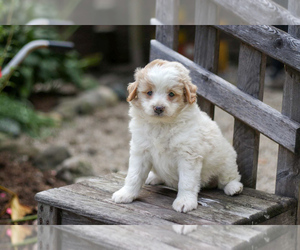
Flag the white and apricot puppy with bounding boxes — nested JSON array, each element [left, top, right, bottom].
[[112, 59, 243, 213]]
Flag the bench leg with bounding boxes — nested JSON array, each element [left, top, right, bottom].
[[37, 203, 60, 225]]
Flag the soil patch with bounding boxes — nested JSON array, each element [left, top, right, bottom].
[[0, 151, 66, 223]]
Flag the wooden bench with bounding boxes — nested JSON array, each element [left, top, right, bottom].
[[35, 0, 300, 225], [38, 225, 296, 249]]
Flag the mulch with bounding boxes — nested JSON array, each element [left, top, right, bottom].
[[0, 151, 66, 224]]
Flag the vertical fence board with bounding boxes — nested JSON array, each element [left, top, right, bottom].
[[155, 0, 179, 50], [195, 0, 219, 25], [194, 26, 219, 119], [276, 2, 300, 225], [233, 44, 266, 188]]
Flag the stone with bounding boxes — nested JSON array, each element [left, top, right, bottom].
[[56, 156, 95, 184], [0, 118, 21, 137], [0, 141, 39, 159], [33, 146, 71, 171], [55, 86, 119, 119]]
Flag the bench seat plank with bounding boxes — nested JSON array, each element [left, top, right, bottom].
[[35, 173, 296, 225], [38, 224, 294, 250]]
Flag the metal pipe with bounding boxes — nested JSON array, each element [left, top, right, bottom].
[[2, 40, 50, 77], [2, 40, 74, 77]]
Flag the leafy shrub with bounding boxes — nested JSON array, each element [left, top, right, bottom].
[[0, 93, 56, 137], [0, 25, 100, 99]]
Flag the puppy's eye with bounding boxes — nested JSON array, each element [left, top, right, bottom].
[[169, 92, 175, 97], [147, 91, 153, 96]]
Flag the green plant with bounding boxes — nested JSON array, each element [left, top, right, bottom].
[[0, 25, 101, 99], [0, 93, 56, 137]]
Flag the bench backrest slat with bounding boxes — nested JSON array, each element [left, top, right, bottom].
[[276, 1, 300, 221], [194, 26, 219, 119], [211, 0, 300, 25], [215, 25, 300, 72], [155, 0, 179, 50], [233, 44, 266, 188], [195, 0, 219, 25]]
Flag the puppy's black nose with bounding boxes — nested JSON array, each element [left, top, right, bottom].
[[154, 106, 165, 115]]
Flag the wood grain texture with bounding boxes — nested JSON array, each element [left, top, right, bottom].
[[38, 226, 59, 250], [37, 203, 60, 225], [276, 21, 300, 224], [60, 225, 180, 250], [150, 39, 300, 154], [215, 25, 300, 72], [195, 0, 219, 25], [211, 0, 300, 24], [46, 225, 294, 250], [233, 44, 266, 188], [155, 0, 179, 24], [35, 173, 297, 225], [194, 26, 219, 119], [35, 188, 175, 225], [155, 0, 179, 50], [79, 176, 258, 224], [276, 68, 300, 224]]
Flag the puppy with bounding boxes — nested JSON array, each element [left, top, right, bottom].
[[112, 59, 243, 213]]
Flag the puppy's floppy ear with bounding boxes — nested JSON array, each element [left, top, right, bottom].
[[184, 80, 197, 104], [127, 67, 143, 102], [127, 81, 139, 102]]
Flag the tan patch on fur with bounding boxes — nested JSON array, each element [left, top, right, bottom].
[[128, 59, 197, 104], [183, 81, 197, 104], [144, 59, 169, 70], [127, 81, 139, 102]]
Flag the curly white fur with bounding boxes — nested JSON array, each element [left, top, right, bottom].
[[112, 59, 243, 213]]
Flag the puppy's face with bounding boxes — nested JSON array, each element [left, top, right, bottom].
[[127, 60, 197, 121]]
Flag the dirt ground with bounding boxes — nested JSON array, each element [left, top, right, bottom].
[[17, 86, 283, 195], [0, 151, 66, 222]]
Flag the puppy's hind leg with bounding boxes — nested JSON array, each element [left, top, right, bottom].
[[145, 170, 164, 185], [217, 170, 243, 196]]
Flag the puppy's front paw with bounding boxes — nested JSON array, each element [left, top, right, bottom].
[[112, 188, 136, 203], [172, 196, 198, 213], [224, 180, 243, 196]]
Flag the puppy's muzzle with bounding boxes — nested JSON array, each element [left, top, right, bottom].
[[153, 106, 165, 115]]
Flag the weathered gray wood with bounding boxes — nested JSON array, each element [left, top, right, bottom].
[[256, 226, 297, 250], [35, 188, 175, 225], [59, 225, 179, 250], [79, 176, 260, 224], [276, 24, 300, 225], [63, 182, 217, 225], [186, 226, 255, 249], [155, 0, 179, 50], [155, 0, 179, 24], [150, 39, 300, 154], [35, 172, 297, 225], [195, 0, 219, 25], [194, 26, 219, 119], [215, 25, 300, 72], [260, 209, 296, 225], [211, 0, 300, 24], [35, 225, 297, 250], [37, 203, 60, 225], [37, 226, 59, 250], [61, 210, 105, 225], [233, 44, 266, 188], [120, 225, 217, 250]]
